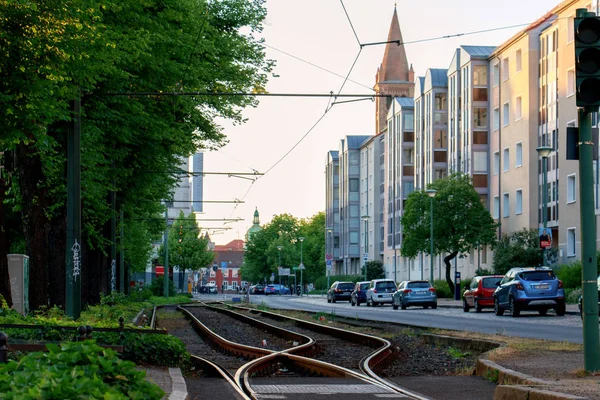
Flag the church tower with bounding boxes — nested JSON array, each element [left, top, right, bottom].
[[245, 207, 262, 242], [374, 6, 414, 134]]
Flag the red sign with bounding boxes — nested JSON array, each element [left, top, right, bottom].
[[156, 266, 164, 276]]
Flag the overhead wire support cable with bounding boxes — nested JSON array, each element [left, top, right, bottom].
[[360, 40, 400, 48], [97, 91, 389, 98], [340, 0, 361, 46]]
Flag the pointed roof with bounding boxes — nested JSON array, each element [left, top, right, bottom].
[[379, 7, 409, 83]]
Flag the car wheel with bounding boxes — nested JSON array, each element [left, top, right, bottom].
[[423, 305, 429, 309], [538, 308, 548, 316], [475, 299, 482, 313], [431, 303, 437, 309], [555, 301, 566, 316], [494, 297, 504, 316], [509, 296, 520, 317], [463, 299, 470, 312]]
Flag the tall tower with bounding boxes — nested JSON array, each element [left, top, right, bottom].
[[374, 7, 414, 134]]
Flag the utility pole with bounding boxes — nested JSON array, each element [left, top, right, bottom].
[[66, 99, 81, 319]]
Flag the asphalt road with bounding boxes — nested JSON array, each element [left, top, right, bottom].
[[241, 294, 586, 344]]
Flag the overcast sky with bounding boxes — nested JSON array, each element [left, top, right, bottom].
[[199, 0, 559, 244]]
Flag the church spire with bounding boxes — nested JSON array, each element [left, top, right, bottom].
[[374, 7, 414, 134]]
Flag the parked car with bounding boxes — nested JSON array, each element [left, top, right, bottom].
[[366, 279, 397, 306], [265, 284, 291, 295], [327, 281, 354, 303], [493, 266, 565, 317], [392, 280, 437, 310], [350, 281, 370, 306], [577, 275, 600, 320], [463, 275, 504, 312], [249, 284, 265, 295]]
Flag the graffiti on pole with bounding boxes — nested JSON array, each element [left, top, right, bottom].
[[72, 240, 81, 280], [111, 259, 116, 291]]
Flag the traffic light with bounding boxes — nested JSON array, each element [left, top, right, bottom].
[[574, 9, 600, 108]]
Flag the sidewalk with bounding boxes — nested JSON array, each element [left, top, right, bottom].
[[143, 366, 187, 400]]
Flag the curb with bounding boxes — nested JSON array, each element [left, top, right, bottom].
[[475, 359, 589, 400], [168, 367, 188, 400], [437, 302, 580, 316]]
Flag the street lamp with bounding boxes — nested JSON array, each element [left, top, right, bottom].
[[326, 227, 333, 289], [361, 215, 369, 281], [536, 145, 552, 266], [299, 237, 304, 296], [426, 189, 437, 283], [277, 245, 283, 287]]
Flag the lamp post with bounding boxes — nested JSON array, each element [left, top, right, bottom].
[[426, 189, 437, 283], [277, 245, 282, 287], [361, 215, 369, 281], [536, 145, 552, 266], [299, 237, 304, 296], [326, 227, 333, 289]]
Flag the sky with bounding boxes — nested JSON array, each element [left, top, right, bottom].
[[199, 0, 559, 244]]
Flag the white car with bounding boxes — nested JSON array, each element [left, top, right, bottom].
[[366, 279, 397, 306]]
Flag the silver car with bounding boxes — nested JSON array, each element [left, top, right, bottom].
[[366, 279, 397, 306], [393, 280, 438, 310]]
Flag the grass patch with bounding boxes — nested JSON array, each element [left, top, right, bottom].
[[447, 347, 472, 359]]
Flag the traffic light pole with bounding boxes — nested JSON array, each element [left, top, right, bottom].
[[578, 107, 600, 372]]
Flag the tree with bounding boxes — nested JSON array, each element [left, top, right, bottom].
[[492, 228, 542, 274], [401, 173, 497, 296], [158, 212, 214, 291], [0, 0, 273, 310], [365, 260, 385, 281]]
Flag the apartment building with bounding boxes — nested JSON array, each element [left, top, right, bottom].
[[324, 150, 340, 272]]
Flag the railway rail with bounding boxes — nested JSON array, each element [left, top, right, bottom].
[[160, 302, 430, 399]]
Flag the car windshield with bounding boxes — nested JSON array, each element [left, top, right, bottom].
[[337, 283, 354, 290], [520, 271, 556, 281], [376, 281, 397, 290], [482, 277, 502, 288], [360, 283, 370, 290], [407, 281, 431, 289]]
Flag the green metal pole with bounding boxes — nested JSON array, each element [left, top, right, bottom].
[[430, 196, 434, 283], [542, 155, 548, 266], [66, 98, 81, 319], [364, 218, 368, 281], [119, 207, 124, 292], [578, 108, 600, 372], [164, 209, 169, 298], [110, 183, 116, 293], [300, 240, 303, 296]]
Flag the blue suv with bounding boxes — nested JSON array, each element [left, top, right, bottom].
[[493, 266, 565, 317]]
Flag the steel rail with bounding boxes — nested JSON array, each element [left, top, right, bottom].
[[228, 303, 429, 400], [189, 355, 250, 400]]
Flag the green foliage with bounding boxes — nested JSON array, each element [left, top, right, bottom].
[[129, 287, 153, 302], [147, 295, 193, 306], [149, 276, 177, 297], [100, 291, 129, 306], [475, 268, 494, 276], [434, 280, 452, 298], [313, 275, 363, 290], [447, 347, 472, 359], [365, 260, 385, 280], [113, 333, 189, 367], [566, 288, 582, 304], [242, 212, 327, 285], [492, 228, 542, 274], [556, 261, 583, 289], [0, 341, 165, 399]]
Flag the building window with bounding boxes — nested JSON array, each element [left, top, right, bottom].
[[493, 196, 500, 219], [567, 174, 576, 203], [503, 148, 510, 172], [493, 151, 500, 175], [515, 96, 522, 120], [516, 142, 523, 167], [502, 58, 509, 81], [403, 148, 414, 164], [349, 178, 359, 192], [516, 49, 522, 72], [503, 102, 509, 126], [567, 69, 575, 97], [403, 112, 414, 130], [473, 152, 487, 172], [493, 63, 500, 86], [232, 269, 238, 278], [473, 107, 488, 129], [516, 189, 523, 214], [503, 193, 509, 218], [473, 65, 487, 86], [435, 93, 447, 110], [568, 15, 575, 43], [350, 231, 359, 244], [567, 228, 576, 256], [493, 107, 500, 131]]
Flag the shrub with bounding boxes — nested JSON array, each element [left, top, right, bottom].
[[0, 341, 164, 399], [566, 287, 582, 304], [556, 262, 582, 289], [433, 280, 452, 298], [149, 276, 177, 296]]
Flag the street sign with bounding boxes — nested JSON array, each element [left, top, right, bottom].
[[363, 253, 368, 261], [221, 261, 228, 269], [278, 268, 291, 276], [298, 263, 305, 270], [325, 253, 333, 261]]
